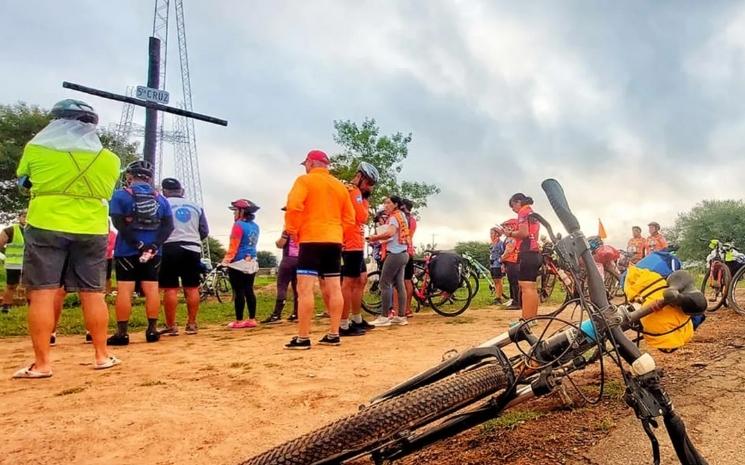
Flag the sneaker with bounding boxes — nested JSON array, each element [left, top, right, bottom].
[[159, 325, 179, 336], [85, 332, 93, 344], [145, 330, 161, 343], [287, 314, 298, 322], [50, 332, 57, 346], [493, 298, 504, 305], [370, 316, 391, 327], [350, 319, 375, 331], [339, 325, 366, 337], [185, 323, 198, 335], [107, 333, 130, 346], [504, 299, 513, 306], [405, 309, 414, 318], [227, 320, 244, 329], [505, 305, 521, 310], [261, 314, 282, 324], [284, 336, 311, 350], [318, 334, 341, 346], [390, 316, 409, 326]]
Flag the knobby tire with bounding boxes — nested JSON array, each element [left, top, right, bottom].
[[727, 265, 745, 316], [241, 364, 509, 465]]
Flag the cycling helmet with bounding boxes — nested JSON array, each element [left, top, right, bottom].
[[587, 235, 604, 252], [229, 199, 260, 213], [125, 160, 154, 179], [50, 99, 98, 125], [356, 162, 380, 184]]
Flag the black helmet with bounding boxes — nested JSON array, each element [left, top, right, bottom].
[[50, 99, 98, 125], [125, 160, 155, 179]]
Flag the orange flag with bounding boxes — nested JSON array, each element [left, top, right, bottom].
[[598, 218, 608, 239]]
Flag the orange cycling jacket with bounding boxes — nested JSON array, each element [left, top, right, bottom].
[[343, 184, 369, 251], [285, 167, 355, 244]]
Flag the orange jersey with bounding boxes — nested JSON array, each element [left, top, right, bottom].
[[627, 237, 646, 263], [343, 185, 369, 251], [284, 167, 355, 244], [646, 234, 668, 255], [502, 237, 519, 263]]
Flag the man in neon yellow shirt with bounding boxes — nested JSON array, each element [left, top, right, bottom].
[[12, 99, 122, 378], [0, 209, 27, 313]]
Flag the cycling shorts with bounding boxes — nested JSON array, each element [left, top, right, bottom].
[[341, 251, 366, 278], [115, 255, 162, 283], [490, 267, 504, 279], [518, 251, 541, 282], [298, 243, 342, 278], [159, 243, 202, 288]]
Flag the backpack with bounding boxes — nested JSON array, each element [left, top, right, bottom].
[[125, 186, 161, 231], [428, 252, 462, 294]]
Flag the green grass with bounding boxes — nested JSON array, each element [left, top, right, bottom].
[[480, 409, 544, 433]]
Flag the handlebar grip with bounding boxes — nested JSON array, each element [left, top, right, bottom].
[[541, 179, 580, 234]]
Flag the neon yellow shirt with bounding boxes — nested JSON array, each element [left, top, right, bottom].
[[17, 144, 120, 235]]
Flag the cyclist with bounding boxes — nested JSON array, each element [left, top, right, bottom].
[[627, 226, 646, 263], [13, 99, 121, 377], [262, 222, 299, 323], [645, 221, 668, 256], [340, 162, 380, 337], [507, 193, 541, 320], [367, 196, 413, 327], [222, 199, 260, 329], [0, 209, 27, 314], [489, 227, 505, 305], [284, 150, 355, 349], [370, 210, 388, 269], [398, 198, 417, 318], [107, 160, 174, 346], [159, 178, 209, 336], [500, 219, 521, 310]]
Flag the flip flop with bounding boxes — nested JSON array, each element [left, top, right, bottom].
[[94, 356, 122, 370], [12, 364, 53, 379]]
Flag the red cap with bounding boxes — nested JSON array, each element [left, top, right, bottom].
[[302, 149, 330, 165]]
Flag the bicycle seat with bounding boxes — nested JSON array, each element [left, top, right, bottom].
[[664, 271, 707, 315]]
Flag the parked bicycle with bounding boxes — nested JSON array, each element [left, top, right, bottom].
[[460, 251, 497, 298], [199, 262, 231, 303], [244, 179, 708, 465], [700, 239, 736, 311], [362, 251, 473, 317], [535, 239, 575, 303]]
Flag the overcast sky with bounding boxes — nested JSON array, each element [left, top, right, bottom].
[[2, 1, 745, 253]]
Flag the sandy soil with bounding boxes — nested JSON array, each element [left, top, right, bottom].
[[2, 306, 742, 465]]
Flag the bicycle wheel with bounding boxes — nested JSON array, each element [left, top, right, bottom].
[[241, 363, 508, 465], [216, 274, 231, 304], [727, 264, 745, 316], [701, 261, 731, 312], [466, 269, 480, 298], [429, 277, 473, 317], [362, 270, 382, 315]]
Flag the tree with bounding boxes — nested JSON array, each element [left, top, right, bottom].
[[257, 250, 278, 268], [454, 241, 491, 268], [0, 103, 51, 223], [672, 200, 745, 262], [207, 236, 226, 264], [329, 118, 440, 216], [98, 128, 140, 168]]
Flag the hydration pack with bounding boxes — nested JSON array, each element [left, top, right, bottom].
[[428, 252, 462, 294], [126, 186, 161, 231]]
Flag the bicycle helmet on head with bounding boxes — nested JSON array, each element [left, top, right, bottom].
[[50, 99, 98, 125], [356, 162, 380, 184], [229, 199, 260, 213], [587, 235, 603, 252], [125, 160, 154, 179]]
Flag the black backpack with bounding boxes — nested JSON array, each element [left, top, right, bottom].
[[428, 252, 462, 294], [125, 187, 161, 231]]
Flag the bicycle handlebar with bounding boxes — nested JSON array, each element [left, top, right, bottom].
[[541, 179, 580, 234]]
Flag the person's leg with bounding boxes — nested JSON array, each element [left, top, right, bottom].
[[296, 275, 316, 338], [268, 259, 293, 321], [350, 272, 367, 318], [290, 271, 298, 318], [404, 279, 414, 314], [140, 281, 161, 337], [26, 289, 57, 373], [163, 288, 179, 327], [319, 277, 332, 313], [324, 276, 343, 336], [114, 281, 135, 334], [105, 259, 113, 294], [2, 283, 17, 310], [228, 268, 246, 321], [341, 277, 353, 321], [379, 258, 396, 317], [394, 259, 408, 317], [519, 281, 539, 319], [245, 272, 257, 321], [79, 291, 113, 365], [184, 288, 200, 326]]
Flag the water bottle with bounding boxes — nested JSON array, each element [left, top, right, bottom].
[[139, 249, 154, 263]]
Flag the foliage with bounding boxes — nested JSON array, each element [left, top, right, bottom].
[[454, 241, 491, 268], [672, 199, 745, 261], [0, 103, 51, 223], [257, 250, 278, 268], [98, 128, 140, 168], [329, 118, 440, 216], [207, 236, 226, 264]]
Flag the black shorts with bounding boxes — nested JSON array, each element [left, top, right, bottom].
[[5, 269, 21, 286], [298, 243, 342, 278], [341, 251, 366, 278], [159, 244, 202, 288], [22, 226, 108, 292], [518, 251, 541, 282], [490, 267, 504, 279], [115, 255, 162, 283], [404, 256, 415, 280]]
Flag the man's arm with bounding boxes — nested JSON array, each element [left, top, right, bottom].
[[198, 209, 209, 241], [152, 199, 175, 249], [284, 177, 308, 239], [111, 215, 141, 249]]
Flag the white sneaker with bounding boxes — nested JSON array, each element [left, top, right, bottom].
[[505, 299, 513, 306], [370, 316, 391, 327], [390, 316, 408, 326]]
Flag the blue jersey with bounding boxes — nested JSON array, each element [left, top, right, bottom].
[[490, 240, 505, 268], [228, 220, 260, 261], [110, 183, 173, 257]]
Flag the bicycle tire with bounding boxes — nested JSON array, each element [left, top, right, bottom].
[[701, 261, 731, 312], [241, 363, 509, 465], [466, 269, 480, 298], [216, 274, 231, 304], [362, 270, 382, 315], [538, 271, 557, 303], [727, 265, 745, 316], [429, 277, 473, 317]]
